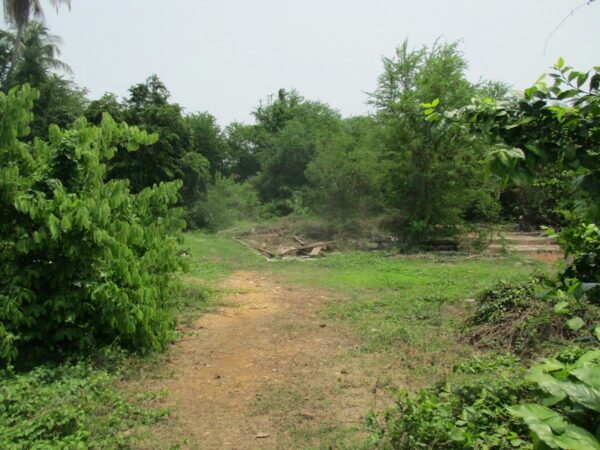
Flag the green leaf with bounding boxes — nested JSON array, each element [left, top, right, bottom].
[[527, 371, 567, 401], [507, 404, 564, 448], [553, 425, 600, 450], [431, 98, 440, 107], [572, 366, 600, 390], [595, 325, 600, 341], [556, 57, 565, 69], [577, 72, 590, 88], [590, 73, 600, 91], [553, 301, 570, 315], [566, 316, 585, 331], [558, 381, 600, 412]]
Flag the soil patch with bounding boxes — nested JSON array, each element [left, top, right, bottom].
[[134, 271, 398, 449]]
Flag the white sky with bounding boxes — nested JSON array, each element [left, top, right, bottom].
[[20, 1, 600, 124]]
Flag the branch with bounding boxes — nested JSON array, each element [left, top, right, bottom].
[[544, 0, 596, 55]]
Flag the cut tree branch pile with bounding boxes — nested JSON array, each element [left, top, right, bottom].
[[233, 236, 334, 260]]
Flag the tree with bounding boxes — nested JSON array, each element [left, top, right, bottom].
[[0, 22, 84, 139], [252, 89, 341, 210], [2, 0, 70, 84], [0, 21, 71, 89], [186, 112, 226, 176], [370, 40, 499, 247], [103, 75, 192, 193], [448, 61, 600, 291], [84, 76, 212, 228], [223, 122, 260, 181], [305, 115, 386, 218]]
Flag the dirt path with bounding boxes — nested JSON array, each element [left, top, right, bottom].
[[139, 271, 394, 449]]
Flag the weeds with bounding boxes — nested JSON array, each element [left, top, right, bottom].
[[463, 278, 570, 355], [0, 359, 168, 449]]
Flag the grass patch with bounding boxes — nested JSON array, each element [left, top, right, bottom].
[[272, 252, 546, 355], [183, 231, 267, 283], [254, 385, 366, 449]]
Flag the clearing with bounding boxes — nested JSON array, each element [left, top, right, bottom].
[[132, 232, 550, 449]]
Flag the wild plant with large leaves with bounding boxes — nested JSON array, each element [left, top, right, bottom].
[[425, 61, 600, 449], [509, 350, 600, 450], [0, 85, 185, 363]]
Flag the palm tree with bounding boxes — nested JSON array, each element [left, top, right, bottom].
[[17, 21, 71, 81], [0, 21, 71, 89], [2, 0, 70, 83]]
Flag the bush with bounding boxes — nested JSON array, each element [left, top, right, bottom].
[[0, 360, 167, 449], [190, 175, 262, 231], [463, 278, 571, 354], [369, 374, 533, 449], [370, 348, 600, 449], [0, 86, 185, 363], [560, 222, 600, 304], [509, 349, 600, 449]]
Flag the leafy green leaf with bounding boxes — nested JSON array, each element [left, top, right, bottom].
[[553, 301, 570, 315], [572, 366, 600, 390], [566, 316, 585, 331], [553, 425, 600, 450]]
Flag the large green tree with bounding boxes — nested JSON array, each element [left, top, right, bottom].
[[85, 76, 211, 227], [252, 89, 341, 210], [0, 21, 85, 139], [305, 115, 386, 218], [2, 0, 70, 84], [186, 112, 226, 176], [223, 122, 260, 181], [370, 40, 500, 246]]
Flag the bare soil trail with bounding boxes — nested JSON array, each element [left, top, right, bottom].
[[138, 271, 397, 449]]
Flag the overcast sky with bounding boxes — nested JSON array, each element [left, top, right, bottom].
[[31, 0, 600, 125]]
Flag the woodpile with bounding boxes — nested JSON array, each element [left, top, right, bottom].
[[276, 241, 334, 258], [233, 237, 334, 260]]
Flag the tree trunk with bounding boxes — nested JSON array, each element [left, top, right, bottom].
[[5, 25, 23, 89]]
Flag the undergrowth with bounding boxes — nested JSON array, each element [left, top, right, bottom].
[[369, 368, 533, 449], [0, 277, 213, 449], [0, 357, 168, 449], [463, 278, 572, 355]]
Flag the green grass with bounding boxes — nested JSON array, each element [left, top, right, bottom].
[[270, 252, 547, 354], [183, 231, 267, 283], [182, 235, 550, 356]]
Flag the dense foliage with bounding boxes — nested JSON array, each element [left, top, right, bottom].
[[403, 60, 600, 449], [509, 350, 600, 450], [0, 359, 167, 449], [0, 85, 185, 362], [370, 374, 532, 449], [370, 41, 501, 246]]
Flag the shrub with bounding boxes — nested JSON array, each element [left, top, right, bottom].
[[508, 349, 600, 449], [559, 222, 600, 304], [0, 86, 185, 363], [369, 374, 533, 449], [191, 175, 262, 231], [0, 361, 167, 449], [463, 279, 570, 354]]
